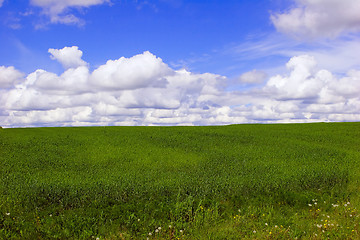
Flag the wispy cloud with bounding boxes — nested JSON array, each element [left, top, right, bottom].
[[29, 0, 110, 27]]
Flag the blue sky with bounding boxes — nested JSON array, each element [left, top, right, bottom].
[[0, 0, 360, 127], [1, 0, 283, 75]]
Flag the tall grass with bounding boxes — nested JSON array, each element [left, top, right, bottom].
[[0, 123, 359, 239]]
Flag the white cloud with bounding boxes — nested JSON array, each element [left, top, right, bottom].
[[271, 0, 360, 39], [0, 0, 4, 8], [30, 0, 109, 25], [265, 55, 327, 100], [239, 70, 267, 84], [48, 46, 87, 69], [0, 46, 359, 127], [90, 51, 173, 90], [0, 66, 24, 89]]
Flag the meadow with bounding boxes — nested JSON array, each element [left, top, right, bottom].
[[0, 123, 359, 239]]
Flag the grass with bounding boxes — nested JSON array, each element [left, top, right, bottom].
[[0, 122, 360, 239]]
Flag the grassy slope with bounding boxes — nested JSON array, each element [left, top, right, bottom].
[[0, 123, 359, 239]]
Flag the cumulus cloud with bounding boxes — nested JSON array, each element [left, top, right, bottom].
[[239, 70, 267, 84], [90, 51, 173, 90], [30, 0, 109, 25], [263, 55, 360, 116], [48, 46, 87, 69], [0, 46, 359, 127], [271, 0, 360, 39], [265, 55, 325, 100], [0, 66, 24, 89]]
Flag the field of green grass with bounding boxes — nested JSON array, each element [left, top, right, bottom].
[[1, 123, 360, 239]]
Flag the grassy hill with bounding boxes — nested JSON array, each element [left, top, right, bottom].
[[1, 123, 359, 239]]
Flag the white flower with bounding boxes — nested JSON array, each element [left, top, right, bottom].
[[155, 229, 159, 233], [6, 212, 10, 216], [137, 219, 140, 221], [275, 225, 278, 228], [158, 227, 161, 230], [180, 230, 183, 233], [253, 230, 256, 233], [148, 232, 152, 236], [308, 204, 312, 206], [332, 204, 339, 207], [169, 225, 172, 228], [265, 223, 268, 226]]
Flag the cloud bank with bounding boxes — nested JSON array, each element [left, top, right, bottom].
[[271, 0, 360, 39], [0, 46, 359, 127]]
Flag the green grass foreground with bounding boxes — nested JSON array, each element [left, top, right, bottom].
[[1, 123, 360, 239]]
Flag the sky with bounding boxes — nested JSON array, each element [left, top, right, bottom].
[[0, 0, 360, 127]]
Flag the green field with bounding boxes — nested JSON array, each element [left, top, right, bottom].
[[1, 123, 360, 239]]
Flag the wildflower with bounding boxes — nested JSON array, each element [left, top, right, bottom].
[[332, 204, 339, 207], [155, 229, 159, 233], [275, 225, 278, 228], [169, 225, 172, 228], [179, 230, 183, 233], [96, 238, 100, 240], [265, 223, 268, 226], [137, 219, 140, 222], [6, 212, 10, 216], [317, 224, 322, 228], [253, 230, 256, 233], [149, 232, 152, 236], [49, 214, 53, 217], [308, 203, 312, 206]]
